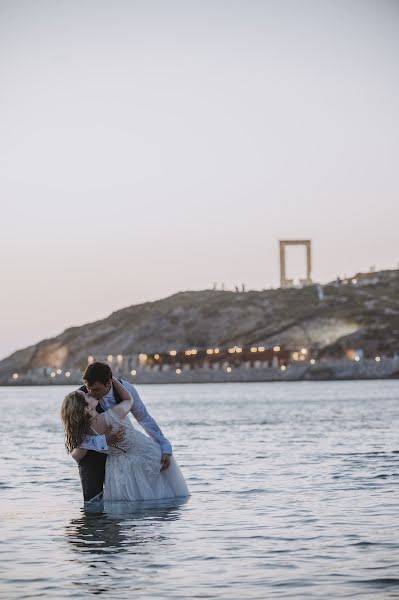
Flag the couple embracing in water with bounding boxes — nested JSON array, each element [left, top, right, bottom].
[[61, 362, 189, 503]]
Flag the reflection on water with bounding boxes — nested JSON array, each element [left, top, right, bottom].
[[67, 513, 126, 554], [65, 500, 188, 597], [66, 498, 188, 555]]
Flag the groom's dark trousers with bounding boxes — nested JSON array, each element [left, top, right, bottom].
[[77, 382, 123, 502]]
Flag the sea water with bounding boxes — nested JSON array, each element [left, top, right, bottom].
[[1, 381, 399, 599]]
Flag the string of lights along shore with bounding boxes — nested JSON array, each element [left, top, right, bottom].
[[11, 345, 385, 383], [89, 344, 293, 376]]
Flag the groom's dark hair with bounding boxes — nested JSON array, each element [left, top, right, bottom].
[[83, 362, 113, 385]]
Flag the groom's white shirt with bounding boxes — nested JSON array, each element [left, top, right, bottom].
[[80, 379, 172, 455]]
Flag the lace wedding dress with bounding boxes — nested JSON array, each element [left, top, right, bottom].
[[102, 409, 189, 501]]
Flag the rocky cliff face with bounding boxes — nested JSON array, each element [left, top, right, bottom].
[[1, 269, 399, 377]]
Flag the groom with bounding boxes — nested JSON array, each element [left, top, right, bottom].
[[78, 361, 172, 502]]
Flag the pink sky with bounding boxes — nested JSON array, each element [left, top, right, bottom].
[[1, 0, 398, 359]]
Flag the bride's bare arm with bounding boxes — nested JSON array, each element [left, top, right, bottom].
[[111, 377, 133, 419]]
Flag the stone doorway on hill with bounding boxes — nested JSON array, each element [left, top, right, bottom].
[[279, 239, 312, 288]]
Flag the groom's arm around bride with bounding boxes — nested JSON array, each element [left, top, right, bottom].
[[81, 362, 173, 469]]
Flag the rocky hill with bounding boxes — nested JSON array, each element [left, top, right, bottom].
[[1, 269, 399, 378]]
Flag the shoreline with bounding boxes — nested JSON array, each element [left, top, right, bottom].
[[3, 358, 399, 386]]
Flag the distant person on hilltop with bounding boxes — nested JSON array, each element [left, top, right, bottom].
[[60, 362, 189, 503]]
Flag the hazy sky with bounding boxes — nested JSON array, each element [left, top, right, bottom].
[[1, 0, 398, 359]]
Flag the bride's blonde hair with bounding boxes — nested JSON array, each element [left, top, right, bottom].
[[61, 391, 89, 453]]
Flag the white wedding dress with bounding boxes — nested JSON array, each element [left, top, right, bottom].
[[102, 409, 189, 502]]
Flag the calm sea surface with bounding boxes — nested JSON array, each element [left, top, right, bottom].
[[1, 381, 399, 599]]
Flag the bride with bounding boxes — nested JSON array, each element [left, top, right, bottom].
[[61, 377, 189, 502]]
